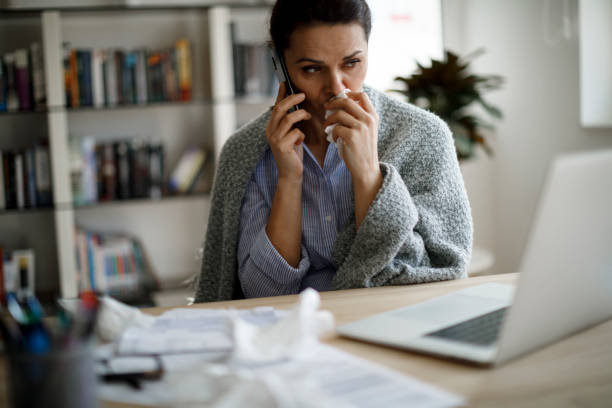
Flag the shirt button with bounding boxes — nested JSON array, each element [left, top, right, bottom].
[[325, 215, 332, 221]]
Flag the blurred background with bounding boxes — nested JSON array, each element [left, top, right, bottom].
[[0, 0, 610, 307]]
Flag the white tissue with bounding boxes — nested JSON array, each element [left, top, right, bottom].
[[324, 89, 350, 158], [230, 288, 335, 364], [96, 295, 155, 342]]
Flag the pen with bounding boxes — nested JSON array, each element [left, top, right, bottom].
[[6, 292, 51, 354]]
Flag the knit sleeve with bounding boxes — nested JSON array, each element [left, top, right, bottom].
[[331, 116, 473, 289]]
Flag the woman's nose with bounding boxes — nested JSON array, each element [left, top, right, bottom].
[[327, 70, 345, 96]]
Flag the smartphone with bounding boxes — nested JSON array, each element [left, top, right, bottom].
[[269, 45, 300, 113]]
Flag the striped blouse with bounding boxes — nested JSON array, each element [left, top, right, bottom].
[[237, 142, 353, 298]]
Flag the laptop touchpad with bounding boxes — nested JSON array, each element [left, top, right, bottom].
[[390, 284, 513, 329]]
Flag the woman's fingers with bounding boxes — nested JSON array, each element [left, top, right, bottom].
[[269, 93, 306, 130], [270, 109, 311, 143], [324, 109, 360, 130], [278, 128, 306, 151]]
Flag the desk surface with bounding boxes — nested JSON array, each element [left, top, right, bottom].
[[5, 273, 609, 408], [134, 273, 612, 408]]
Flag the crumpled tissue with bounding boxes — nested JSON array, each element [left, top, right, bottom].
[[324, 88, 351, 158], [96, 295, 155, 342], [230, 288, 335, 364]]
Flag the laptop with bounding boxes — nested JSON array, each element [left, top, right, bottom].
[[337, 149, 612, 365]]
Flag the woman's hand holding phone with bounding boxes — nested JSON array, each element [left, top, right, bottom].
[[266, 82, 311, 183]]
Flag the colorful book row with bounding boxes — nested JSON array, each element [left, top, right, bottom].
[[0, 43, 46, 112], [0, 145, 53, 211], [72, 137, 164, 205], [63, 38, 193, 109], [74, 229, 158, 300]]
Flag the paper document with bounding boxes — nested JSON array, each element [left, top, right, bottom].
[[98, 343, 462, 407], [117, 307, 282, 354]]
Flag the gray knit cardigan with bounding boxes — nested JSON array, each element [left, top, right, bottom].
[[194, 86, 472, 303]]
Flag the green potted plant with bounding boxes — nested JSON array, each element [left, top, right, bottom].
[[391, 49, 504, 160]]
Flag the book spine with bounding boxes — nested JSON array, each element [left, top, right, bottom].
[[81, 50, 93, 107], [30, 43, 46, 109], [114, 50, 124, 105], [101, 143, 116, 201], [92, 50, 104, 108], [0, 56, 7, 111], [0, 246, 4, 305], [123, 51, 137, 105], [175, 38, 192, 101], [105, 49, 118, 106], [149, 143, 163, 199], [3, 53, 19, 112], [136, 49, 148, 104], [14, 153, 24, 209], [115, 141, 131, 199], [62, 44, 71, 107], [69, 49, 80, 108], [34, 144, 52, 206], [13, 249, 35, 298], [86, 233, 96, 291], [0, 150, 5, 210], [14, 49, 31, 111], [25, 149, 37, 208], [81, 137, 98, 204], [95, 143, 105, 201]]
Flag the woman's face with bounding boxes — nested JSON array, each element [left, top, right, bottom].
[[284, 22, 368, 120]]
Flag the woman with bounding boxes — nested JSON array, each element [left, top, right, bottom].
[[195, 0, 472, 302]]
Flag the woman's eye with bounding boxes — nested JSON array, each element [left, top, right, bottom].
[[346, 59, 361, 68], [302, 66, 320, 74]]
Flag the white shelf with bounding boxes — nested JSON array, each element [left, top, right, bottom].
[[0, 5, 255, 298]]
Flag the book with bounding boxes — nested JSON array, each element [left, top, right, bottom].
[[114, 50, 125, 105], [30, 43, 46, 110], [3, 53, 19, 112], [148, 143, 163, 199], [168, 147, 207, 194], [175, 38, 192, 101], [2, 255, 16, 294], [13, 249, 35, 298], [0, 149, 5, 210], [92, 50, 105, 108], [135, 49, 148, 104], [130, 139, 150, 198], [80, 50, 93, 107], [25, 149, 37, 208], [114, 140, 131, 199], [0, 247, 4, 304], [101, 142, 117, 201], [104, 49, 118, 106], [123, 51, 135, 104], [81, 137, 98, 203], [14, 152, 24, 209], [69, 49, 80, 108], [3, 152, 16, 209], [34, 144, 52, 206], [74, 228, 158, 303], [0, 57, 6, 111], [14, 49, 31, 111]]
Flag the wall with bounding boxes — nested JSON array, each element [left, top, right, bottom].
[[442, 0, 612, 275]]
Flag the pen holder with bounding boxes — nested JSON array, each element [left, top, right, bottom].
[[6, 343, 98, 408]]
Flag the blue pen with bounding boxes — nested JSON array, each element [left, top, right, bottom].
[[6, 292, 51, 354]]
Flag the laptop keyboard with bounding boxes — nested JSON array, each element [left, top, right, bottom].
[[425, 307, 509, 346]]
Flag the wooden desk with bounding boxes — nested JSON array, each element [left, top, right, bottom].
[[141, 273, 612, 408], [3, 274, 610, 408]]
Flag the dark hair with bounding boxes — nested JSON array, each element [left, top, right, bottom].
[[269, 0, 372, 53]]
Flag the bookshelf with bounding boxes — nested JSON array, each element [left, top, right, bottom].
[[0, 2, 274, 300]]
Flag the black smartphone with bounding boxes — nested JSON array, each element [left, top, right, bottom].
[[269, 45, 300, 113]]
